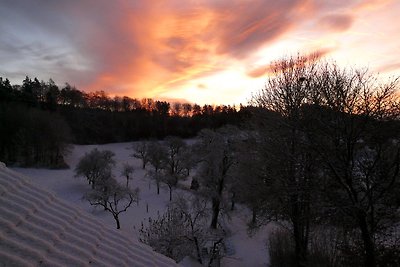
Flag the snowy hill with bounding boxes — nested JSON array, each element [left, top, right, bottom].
[[0, 163, 177, 267]]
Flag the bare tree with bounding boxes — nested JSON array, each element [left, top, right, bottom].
[[75, 148, 115, 189], [139, 194, 210, 264], [147, 141, 167, 194], [181, 144, 196, 176], [85, 178, 139, 229], [251, 54, 400, 267], [194, 127, 237, 229], [121, 163, 134, 188], [162, 136, 189, 201], [131, 141, 149, 169], [232, 134, 269, 228], [304, 64, 400, 267], [172, 194, 209, 264], [251, 54, 324, 267], [76, 149, 139, 229]]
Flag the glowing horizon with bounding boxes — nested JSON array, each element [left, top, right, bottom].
[[1, 0, 399, 105]]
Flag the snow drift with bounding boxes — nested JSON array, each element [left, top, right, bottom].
[[0, 163, 177, 267]]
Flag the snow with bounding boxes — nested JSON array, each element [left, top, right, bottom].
[[0, 161, 177, 267], [6, 142, 272, 266]]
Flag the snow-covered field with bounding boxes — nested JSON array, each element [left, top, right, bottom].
[[12, 142, 272, 267]]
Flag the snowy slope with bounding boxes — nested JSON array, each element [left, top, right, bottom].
[[0, 163, 177, 267], [7, 142, 272, 266]]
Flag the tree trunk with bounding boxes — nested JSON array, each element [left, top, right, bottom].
[[252, 208, 257, 224], [292, 201, 308, 267], [169, 185, 172, 201], [194, 237, 203, 264], [293, 223, 307, 267], [114, 215, 121, 229], [358, 213, 376, 267], [231, 192, 235, 211], [211, 197, 220, 229], [157, 181, 160, 195]]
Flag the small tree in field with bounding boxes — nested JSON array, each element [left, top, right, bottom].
[[85, 179, 139, 229], [75, 148, 115, 189], [121, 163, 134, 188], [147, 141, 167, 195], [76, 148, 139, 229], [131, 141, 149, 169], [161, 136, 189, 201]]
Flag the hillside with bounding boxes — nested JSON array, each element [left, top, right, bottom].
[[7, 142, 271, 267], [0, 162, 177, 267]]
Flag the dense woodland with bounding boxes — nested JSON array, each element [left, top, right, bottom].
[[0, 76, 248, 167]]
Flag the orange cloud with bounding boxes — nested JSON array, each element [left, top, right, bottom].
[[78, 0, 307, 97], [355, 0, 393, 11], [246, 48, 333, 78], [77, 0, 314, 98]]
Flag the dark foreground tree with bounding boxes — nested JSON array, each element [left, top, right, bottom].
[[251, 54, 400, 267], [194, 127, 237, 229], [232, 134, 269, 228], [304, 65, 400, 267], [252, 54, 322, 267]]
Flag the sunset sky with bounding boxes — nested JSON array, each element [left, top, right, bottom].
[[1, 0, 399, 105]]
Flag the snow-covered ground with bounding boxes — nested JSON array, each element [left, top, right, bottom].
[[12, 142, 272, 266], [0, 159, 177, 266]]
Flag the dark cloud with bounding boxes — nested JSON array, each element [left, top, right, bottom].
[[318, 14, 354, 31], [209, 0, 309, 58]]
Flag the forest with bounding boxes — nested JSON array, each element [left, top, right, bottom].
[[1, 55, 400, 267], [0, 76, 248, 167]]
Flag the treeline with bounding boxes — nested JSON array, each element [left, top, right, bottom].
[[0, 76, 248, 167]]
